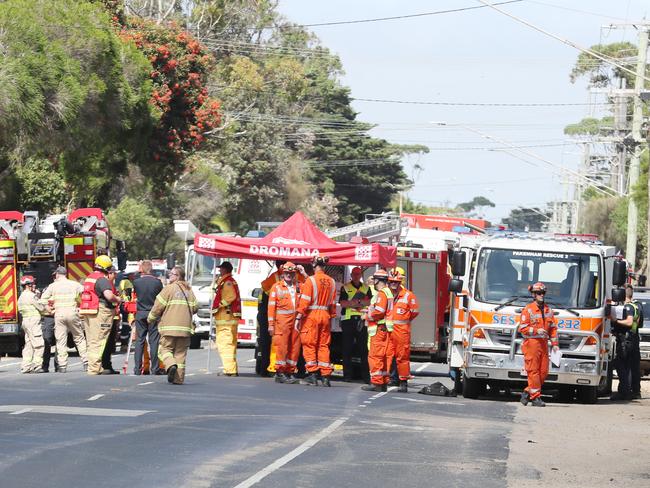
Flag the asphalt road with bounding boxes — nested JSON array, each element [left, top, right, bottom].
[[1, 343, 648, 488]]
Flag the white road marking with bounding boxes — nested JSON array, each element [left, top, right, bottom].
[[232, 417, 348, 488], [358, 419, 443, 432], [186, 373, 195, 377], [392, 396, 427, 403], [9, 408, 32, 415], [357, 405, 367, 408], [0, 361, 22, 369], [416, 363, 430, 372], [363, 401, 372, 404], [138, 381, 154, 386], [87, 394, 104, 401], [246, 359, 256, 363], [0, 405, 153, 417]]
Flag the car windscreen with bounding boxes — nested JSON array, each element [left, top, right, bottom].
[[475, 248, 600, 308]]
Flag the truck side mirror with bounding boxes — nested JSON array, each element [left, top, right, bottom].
[[451, 251, 466, 277], [449, 278, 463, 293], [252, 288, 262, 299], [612, 260, 627, 287], [167, 252, 176, 270], [612, 287, 625, 303]]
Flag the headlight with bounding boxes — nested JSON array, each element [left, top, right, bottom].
[[472, 354, 496, 367], [571, 362, 596, 374]]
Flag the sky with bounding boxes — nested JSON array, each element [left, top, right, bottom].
[[276, 0, 649, 223]]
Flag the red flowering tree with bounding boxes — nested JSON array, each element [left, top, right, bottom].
[[120, 19, 221, 183]]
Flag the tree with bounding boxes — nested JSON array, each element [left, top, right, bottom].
[[502, 207, 550, 232], [458, 196, 495, 217]]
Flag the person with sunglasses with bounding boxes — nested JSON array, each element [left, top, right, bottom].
[[518, 282, 558, 407]]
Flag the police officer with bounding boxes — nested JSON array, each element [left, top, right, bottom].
[[339, 266, 371, 382], [611, 284, 642, 400], [133, 260, 164, 375]]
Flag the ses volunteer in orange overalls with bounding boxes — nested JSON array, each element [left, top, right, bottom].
[[387, 269, 419, 393], [362, 269, 394, 392], [268, 262, 301, 384], [519, 282, 558, 407], [295, 255, 336, 387]]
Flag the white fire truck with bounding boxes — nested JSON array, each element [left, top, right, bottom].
[[447, 232, 626, 403]]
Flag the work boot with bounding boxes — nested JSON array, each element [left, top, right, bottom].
[[388, 379, 399, 387], [32, 367, 45, 374], [520, 391, 529, 406], [300, 373, 318, 386], [275, 373, 287, 384], [57, 367, 67, 373], [531, 397, 546, 407], [321, 376, 331, 387], [361, 384, 383, 392], [101, 369, 120, 375], [398, 380, 408, 393], [610, 392, 632, 401], [632, 392, 642, 400], [167, 364, 178, 384], [82, 362, 88, 372], [285, 374, 299, 384]]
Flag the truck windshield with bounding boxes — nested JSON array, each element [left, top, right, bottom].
[[188, 250, 239, 287], [474, 248, 600, 309]]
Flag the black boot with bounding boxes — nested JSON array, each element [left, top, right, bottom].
[[275, 373, 287, 384], [398, 380, 408, 393], [300, 373, 318, 386], [167, 364, 178, 384], [361, 384, 383, 392], [531, 397, 546, 407], [321, 376, 331, 387], [520, 391, 529, 406], [285, 374, 299, 384]]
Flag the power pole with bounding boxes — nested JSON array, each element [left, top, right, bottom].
[[626, 27, 649, 271]]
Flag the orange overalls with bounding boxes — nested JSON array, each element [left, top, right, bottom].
[[367, 288, 395, 386], [519, 301, 558, 400], [388, 286, 419, 381], [296, 271, 336, 377], [268, 280, 301, 374]]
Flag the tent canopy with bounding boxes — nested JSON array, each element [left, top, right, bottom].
[[194, 211, 396, 267]]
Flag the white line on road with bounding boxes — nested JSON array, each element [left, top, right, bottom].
[[138, 381, 154, 386], [0, 361, 22, 369], [392, 396, 427, 403], [186, 373, 195, 377], [0, 405, 153, 417], [416, 363, 430, 372], [357, 405, 367, 408], [9, 408, 32, 415], [232, 417, 348, 488], [363, 401, 372, 404], [87, 394, 104, 401], [358, 419, 443, 432], [246, 359, 256, 363]]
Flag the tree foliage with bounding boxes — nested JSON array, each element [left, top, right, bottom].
[[501, 207, 550, 232], [570, 42, 640, 87]]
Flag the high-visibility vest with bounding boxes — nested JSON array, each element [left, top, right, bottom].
[[79, 270, 105, 315], [367, 287, 394, 337], [630, 301, 641, 333], [342, 282, 370, 320]]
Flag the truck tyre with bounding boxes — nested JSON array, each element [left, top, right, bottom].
[[557, 385, 575, 403], [462, 373, 484, 399], [189, 335, 202, 350], [578, 385, 598, 404]]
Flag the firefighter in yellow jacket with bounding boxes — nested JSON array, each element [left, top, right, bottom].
[[18, 275, 45, 373], [211, 261, 242, 376], [148, 266, 197, 384]]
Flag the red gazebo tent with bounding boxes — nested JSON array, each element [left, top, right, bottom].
[[193, 211, 396, 267]]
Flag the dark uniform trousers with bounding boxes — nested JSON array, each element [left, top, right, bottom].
[[134, 311, 161, 374], [341, 316, 369, 382]]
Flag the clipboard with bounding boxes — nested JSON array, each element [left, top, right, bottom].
[[550, 348, 562, 368]]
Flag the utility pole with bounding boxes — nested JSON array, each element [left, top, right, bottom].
[[626, 27, 648, 271]]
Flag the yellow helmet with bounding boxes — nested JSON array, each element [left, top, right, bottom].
[[94, 255, 113, 271], [395, 266, 406, 276]]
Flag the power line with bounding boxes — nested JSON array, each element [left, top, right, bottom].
[[352, 97, 609, 107], [298, 0, 523, 27], [525, 0, 630, 22]]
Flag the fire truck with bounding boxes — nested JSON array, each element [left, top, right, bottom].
[[0, 208, 111, 353], [447, 232, 627, 403]]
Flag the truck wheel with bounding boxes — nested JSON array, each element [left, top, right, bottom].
[[189, 335, 202, 349], [578, 385, 598, 404], [462, 374, 484, 399], [557, 386, 575, 403]]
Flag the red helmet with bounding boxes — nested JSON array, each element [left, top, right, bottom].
[[20, 275, 35, 286], [528, 282, 547, 294]]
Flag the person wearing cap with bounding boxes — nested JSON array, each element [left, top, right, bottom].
[[18, 275, 46, 373], [41, 265, 86, 372], [387, 268, 419, 393], [362, 269, 395, 392], [268, 262, 302, 384], [82, 255, 122, 375], [295, 255, 337, 386], [211, 261, 242, 376], [519, 282, 558, 407], [339, 266, 372, 382]]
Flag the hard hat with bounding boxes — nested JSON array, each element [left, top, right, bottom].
[[394, 266, 406, 276], [528, 282, 547, 294], [94, 255, 113, 271], [312, 254, 329, 267], [281, 262, 297, 273], [351, 266, 363, 275], [20, 275, 35, 286], [388, 269, 403, 283], [373, 269, 389, 281]]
